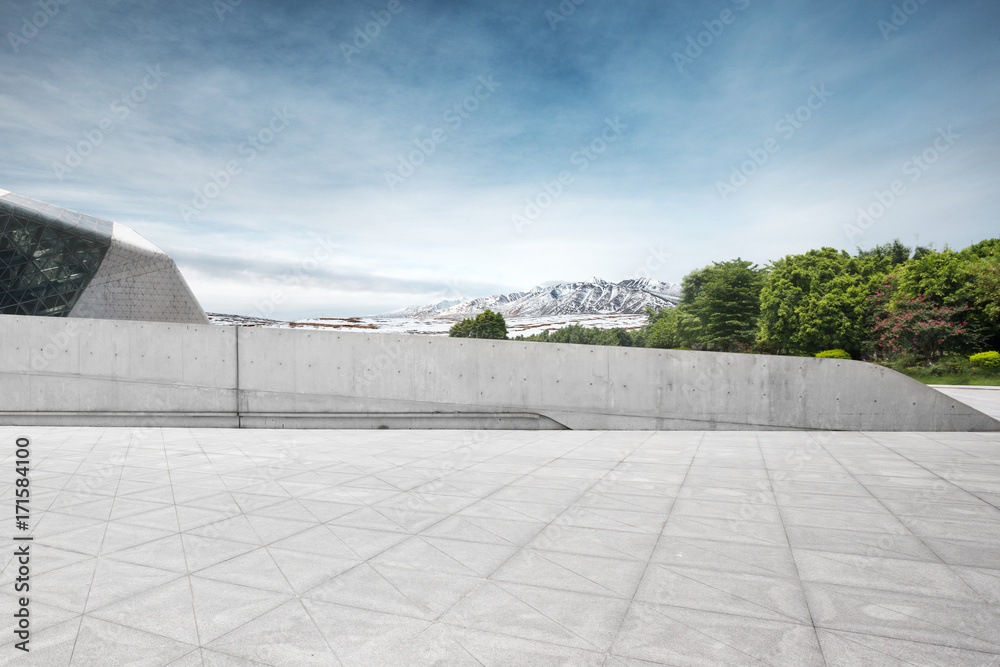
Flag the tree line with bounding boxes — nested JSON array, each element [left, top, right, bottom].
[[455, 238, 999, 362], [649, 238, 998, 360]]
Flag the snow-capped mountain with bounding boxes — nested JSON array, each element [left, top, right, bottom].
[[376, 298, 462, 318], [377, 277, 681, 318]]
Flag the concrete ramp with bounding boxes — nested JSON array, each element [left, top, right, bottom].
[[1, 315, 997, 431]]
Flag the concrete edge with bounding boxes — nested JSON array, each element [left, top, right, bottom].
[[929, 384, 1000, 391], [0, 411, 570, 430]]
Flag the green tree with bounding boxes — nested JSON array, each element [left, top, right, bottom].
[[644, 306, 672, 326], [855, 238, 912, 270], [894, 248, 971, 304], [672, 259, 765, 351], [757, 248, 875, 357], [888, 242, 999, 352], [960, 240, 1000, 341], [962, 238, 1000, 260], [970, 256, 1000, 325], [645, 310, 679, 349], [448, 309, 508, 339], [517, 323, 641, 347]]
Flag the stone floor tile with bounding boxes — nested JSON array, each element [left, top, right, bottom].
[[206, 599, 344, 666], [784, 524, 941, 562], [651, 535, 799, 578], [89, 577, 200, 645], [524, 524, 660, 560], [3, 426, 1000, 665], [490, 548, 646, 598], [303, 598, 430, 665], [635, 563, 812, 624], [611, 600, 825, 666], [70, 617, 197, 666], [441, 581, 629, 652], [193, 548, 295, 593], [793, 549, 983, 601], [803, 581, 1000, 654], [817, 628, 1000, 667]]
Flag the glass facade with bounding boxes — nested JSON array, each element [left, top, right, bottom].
[[0, 194, 112, 317]]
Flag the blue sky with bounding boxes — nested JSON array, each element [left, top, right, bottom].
[[2, 0, 998, 318]]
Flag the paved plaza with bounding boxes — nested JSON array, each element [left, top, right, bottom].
[[2, 427, 1000, 666], [933, 386, 1000, 421]]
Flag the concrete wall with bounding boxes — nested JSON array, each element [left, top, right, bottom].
[[1, 314, 997, 431]]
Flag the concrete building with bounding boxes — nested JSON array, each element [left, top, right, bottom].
[[0, 190, 207, 324]]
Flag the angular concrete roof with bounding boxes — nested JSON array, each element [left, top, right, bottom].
[[0, 191, 207, 324]]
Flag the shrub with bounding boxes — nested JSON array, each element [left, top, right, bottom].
[[518, 324, 636, 346], [645, 316, 677, 349], [970, 351, 1000, 369], [449, 309, 507, 339], [815, 349, 851, 359]]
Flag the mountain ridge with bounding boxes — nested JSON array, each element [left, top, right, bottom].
[[376, 277, 681, 318]]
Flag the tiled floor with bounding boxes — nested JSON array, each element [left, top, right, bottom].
[[933, 385, 1000, 420], [1, 428, 999, 666]]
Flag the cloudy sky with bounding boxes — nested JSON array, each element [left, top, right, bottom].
[[2, 0, 998, 318]]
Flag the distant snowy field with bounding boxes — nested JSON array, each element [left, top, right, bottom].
[[208, 313, 649, 336]]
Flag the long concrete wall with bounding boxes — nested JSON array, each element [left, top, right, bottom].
[[1, 314, 997, 431]]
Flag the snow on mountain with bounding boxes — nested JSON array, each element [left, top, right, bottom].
[[376, 277, 681, 318], [617, 277, 682, 300], [377, 298, 462, 318]]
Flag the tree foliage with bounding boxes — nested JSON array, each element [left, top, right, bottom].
[[889, 246, 994, 352], [757, 248, 877, 357], [645, 311, 678, 349], [673, 259, 765, 352], [504, 237, 999, 362], [448, 309, 508, 339], [517, 324, 642, 347], [871, 286, 971, 360], [855, 239, 912, 268]]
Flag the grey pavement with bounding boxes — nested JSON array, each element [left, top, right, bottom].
[[2, 428, 1000, 666], [933, 385, 1000, 420]]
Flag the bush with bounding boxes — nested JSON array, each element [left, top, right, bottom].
[[449, 309, 507, 339], [938, 354, 972, 374], [815, 349, 851, 359], [645, 316, 677, 349], [970, 351, 1000, 369], [517, 324, 643, 347]]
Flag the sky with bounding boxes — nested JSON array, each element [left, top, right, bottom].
[[1, 0, 998, 319]]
